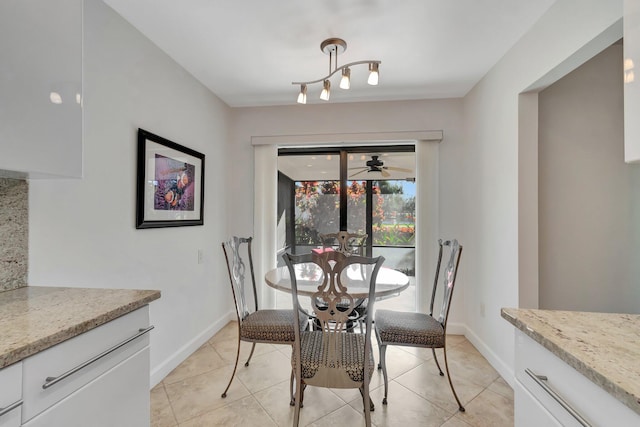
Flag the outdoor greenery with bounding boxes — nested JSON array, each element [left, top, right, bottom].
[[294, 180, 415, 246]]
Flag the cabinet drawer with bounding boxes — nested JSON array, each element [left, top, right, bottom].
[[514, 379, 562, 427], [23, 347, 150, 427], [0, 362, 22, 410], [0, 362, 22, 427], [515, 330, 639, 426], [0, 406, 21, 427], [22, 307, 151, 422]]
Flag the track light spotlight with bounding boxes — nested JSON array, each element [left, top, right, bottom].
[[297, 84, 307, 104], [340, 67, 351, 89], [320, 80, 331, 101], [368, 62, 379, 86]]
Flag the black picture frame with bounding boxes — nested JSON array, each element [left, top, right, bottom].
[[136, 129, 205, 229]]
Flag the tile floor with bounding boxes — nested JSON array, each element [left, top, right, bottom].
[[151, 321, 514, 427]]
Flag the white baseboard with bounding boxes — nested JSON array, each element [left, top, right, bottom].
[[150, 310, 235, 388], [463, 326, 514, 387]]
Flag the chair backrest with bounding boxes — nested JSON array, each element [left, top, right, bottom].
[[283, 250, 384, 337], [222, 236, 258, 322], [429, 239, 462, 328], [319, 231, 368, 256]]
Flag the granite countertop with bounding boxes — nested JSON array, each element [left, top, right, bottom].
[[501, 308, 640, 416], [0, 286, 161, 369]]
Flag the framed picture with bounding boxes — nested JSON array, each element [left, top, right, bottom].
[[136, 129, 205, 229]]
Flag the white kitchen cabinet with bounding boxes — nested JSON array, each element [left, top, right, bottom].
[[22, 348, 149, 427], [21, 306, 152, 426], [0, 362, 22, 427], [514, 330, 639, 426], [0, 0, 83, 178], [625, 0, 640, 163]]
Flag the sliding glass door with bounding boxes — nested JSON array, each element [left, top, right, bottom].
[[278, 146, 414, 263]]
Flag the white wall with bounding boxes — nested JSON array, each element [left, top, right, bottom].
[[28, 0, 234, 386], [229, 99, 466, 324], [462, 0, 623, 382], [538, 43, 640, 313]]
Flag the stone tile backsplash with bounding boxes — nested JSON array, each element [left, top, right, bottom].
[[0, 178, 28, 291]]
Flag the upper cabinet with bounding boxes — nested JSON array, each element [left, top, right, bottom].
[[625, 0, 640, 163], [0, 0, 83, 178]]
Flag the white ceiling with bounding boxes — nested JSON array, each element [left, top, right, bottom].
[[102, 0, 556, 107]]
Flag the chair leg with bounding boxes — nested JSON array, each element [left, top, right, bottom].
[[443, 345, 465, 412], [432, 347, 444, 376], [244, 342, 256, 367], [358, 386, 375, 411], [293, 374, 302, 427], [362, 386, 372, 427], [221, 331, 242, 398], [379, 344, 389, 405], [289, 369, 295, 406]]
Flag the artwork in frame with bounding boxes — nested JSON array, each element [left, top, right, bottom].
[[136, 128, 205, 229]]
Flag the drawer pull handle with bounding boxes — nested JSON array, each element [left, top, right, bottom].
[[525, 368, 592, 427], [0, 399, 23, 417], [43, 325, 154, 390]]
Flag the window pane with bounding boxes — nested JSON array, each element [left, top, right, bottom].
[[294, 180, 340, 245], [346, 180, 367, 235], [372, 180, 416, 247]]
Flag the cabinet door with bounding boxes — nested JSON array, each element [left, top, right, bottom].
[[22, 347, 150, 427], [0, 0, 82, 178]]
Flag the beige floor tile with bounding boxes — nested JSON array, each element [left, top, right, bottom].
[[328, 382, 382, 409], [376, 345, 427, 380], [253, 380, 347, 427], [440, 416, 474, 427], [307, 403, 377, 427], [445, 344, 499, 389], [165, 366, 251, 423], [179, 395, 278, 427], [236, 349, 294, 394], [209, 329, 278, 363], [445, 335, 468, 348], [487, 377, 513, 401], [163, 344, 227, 385], [150, 383, 178, 427], [395, 364, 484, 415], [153, 318, 515, 427], [208, 321, 238, 344], [348, 381, 450, 427], [454, 388, 514, 427]]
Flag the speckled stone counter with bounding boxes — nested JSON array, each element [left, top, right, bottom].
[[0, 286, 161, 368], [502, 308, 640, 416]]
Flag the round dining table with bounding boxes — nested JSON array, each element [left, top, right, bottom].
[[265, 262, 410, 299]]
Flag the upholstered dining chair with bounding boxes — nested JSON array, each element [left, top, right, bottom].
[[318, 231, 369, 331], [283, 250, 384, 427], [220, 236, 309, 399], [374, 239, 465, 411]]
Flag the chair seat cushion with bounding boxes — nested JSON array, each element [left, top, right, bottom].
[[240, 309, 307, 343], [375, 309, 445, 347], [292, 330, 375, 387]]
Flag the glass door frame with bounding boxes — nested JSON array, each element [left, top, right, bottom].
[[279, 144, 415, 256]]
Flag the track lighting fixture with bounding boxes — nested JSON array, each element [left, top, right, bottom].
[[292, 38, 380, 103]]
